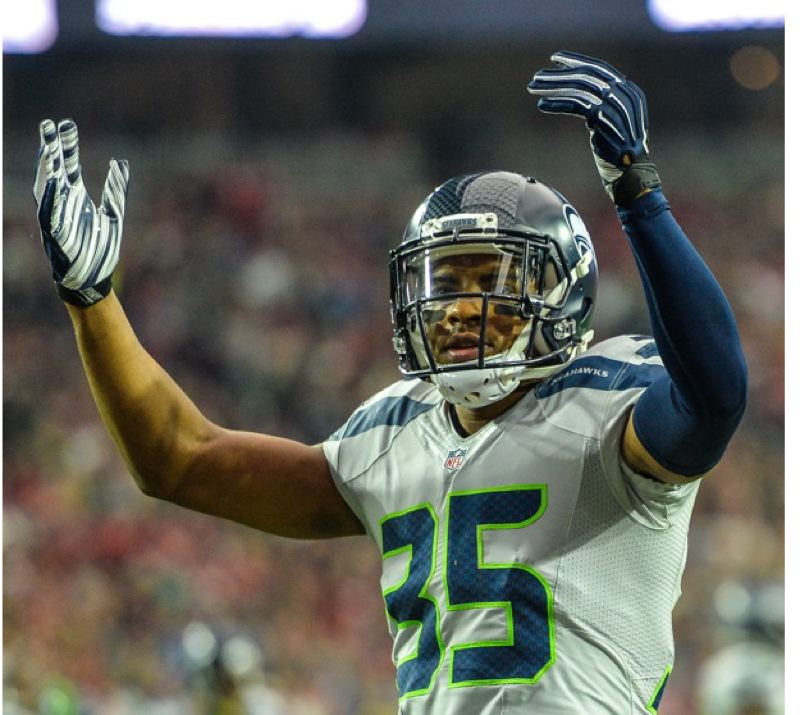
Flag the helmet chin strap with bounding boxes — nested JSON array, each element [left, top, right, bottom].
[[432, 326, 595, 408], [431, 323, 534, 408], [431, 365, 523, 408], [430, 318, 596, 407]]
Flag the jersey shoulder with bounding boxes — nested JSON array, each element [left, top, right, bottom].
[[531, 334, 666, 438], [536, 334, 664, 399], [324, 377, 440, 483], [328, 377, 440, 443]]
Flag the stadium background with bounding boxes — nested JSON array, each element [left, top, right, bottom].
[[3, 2, 785, 713]]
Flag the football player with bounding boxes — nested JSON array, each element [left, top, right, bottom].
[[33, 52, 747, 713]]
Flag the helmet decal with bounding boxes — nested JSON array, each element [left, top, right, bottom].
[[563, 203, 589, 241]]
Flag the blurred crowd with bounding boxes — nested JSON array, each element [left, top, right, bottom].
[[4, 118, 783, 714]]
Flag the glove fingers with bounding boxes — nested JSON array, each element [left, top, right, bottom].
[[100, 159, 130, 220], [58, 119, 83, 186], [599, 95, 635, 142], [36, 177, 57, 240], [36, 179, 73, 281], [619, 81, 649, 143], [39, 118, 58, 170], [534, 79, 641, 147], [33, 120, 62, 240], [529, 70, 603, 111], [528, 66, 611, 97], [38, 118, 65, 194], [33, 146, 51, 206], [608, 83, 649, 150], [549, 51, 626, 82], [629, 82, 649, 124], [34, 120, 56, 190], [536, 96, 597, 119]]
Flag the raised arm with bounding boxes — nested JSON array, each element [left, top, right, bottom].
[[529, 52, 748, 483], [34, 119, 364, 539]]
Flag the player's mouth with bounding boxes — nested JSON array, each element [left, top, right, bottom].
[[442, 334, 492, 363]]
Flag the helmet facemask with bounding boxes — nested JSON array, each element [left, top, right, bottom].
[[390, 212, 595, 407]]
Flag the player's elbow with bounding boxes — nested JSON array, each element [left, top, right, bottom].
[[635, 366, 747, 476], [126, 424, 220, 503], [130, 465, 183, 501], [678, 340, 748, 426], [707, 349, 748, 425], [138, 423, 230, 509]]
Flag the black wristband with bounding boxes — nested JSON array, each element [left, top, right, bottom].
[[56, 276, 114, 307], [612, 160, 662, 205]]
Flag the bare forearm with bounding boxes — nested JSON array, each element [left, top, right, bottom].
[[65, 291, 363, 538], [35, 122, 362, 538], [67, 290, 214, 497]]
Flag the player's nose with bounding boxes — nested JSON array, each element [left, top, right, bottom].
[[445, 296, 483, 327]]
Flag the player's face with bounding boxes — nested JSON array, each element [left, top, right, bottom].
[[422, 255, 529, 365]]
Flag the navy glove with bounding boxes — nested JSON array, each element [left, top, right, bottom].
[[527, 51, 662, 204], [33, 118, 129, 306]]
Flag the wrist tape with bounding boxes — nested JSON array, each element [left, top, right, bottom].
[[612, 159, 662, 205], [57, 276, 114, 307]]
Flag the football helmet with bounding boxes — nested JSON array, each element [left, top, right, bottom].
[[390, 171, 597, 407]]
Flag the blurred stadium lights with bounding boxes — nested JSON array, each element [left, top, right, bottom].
[[648, 0, 784, 31], [730, 45, 782, 90], [2, 0, 786, 52], [182, 621, 218, 667], [95, 0, 367, 38], [1, 0, 58, 53]]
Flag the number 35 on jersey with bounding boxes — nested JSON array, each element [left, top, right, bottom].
[[380, 484, 555, 699]]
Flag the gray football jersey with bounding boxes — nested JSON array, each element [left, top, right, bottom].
[[323, 336, 699, 714]]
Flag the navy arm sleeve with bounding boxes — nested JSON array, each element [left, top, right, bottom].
[[616, 189, 748, 476]]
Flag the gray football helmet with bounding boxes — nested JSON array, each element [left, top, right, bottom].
[[389, 171, 597, 407]]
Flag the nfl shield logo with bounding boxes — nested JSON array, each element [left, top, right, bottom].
[[444, 448, 467, 471]]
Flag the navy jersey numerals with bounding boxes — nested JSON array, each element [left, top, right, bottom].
[[381, 505, 444, 698], [380, 486, 554, 699]]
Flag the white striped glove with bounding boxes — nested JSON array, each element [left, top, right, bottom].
[[33, 119, 130, 306], [527, 51, 661, 204]]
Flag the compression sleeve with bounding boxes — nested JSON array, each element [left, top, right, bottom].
[[616, 189, 748, 476]]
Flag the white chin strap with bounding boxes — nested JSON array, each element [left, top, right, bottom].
[[432, 363, 524, 408], [430, 327, 594, 408], [430, 322, 533, 407]]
